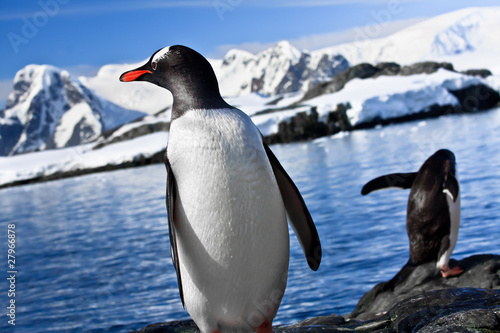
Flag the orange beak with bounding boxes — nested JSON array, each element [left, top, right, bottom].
[[119, 69, 152, 82]]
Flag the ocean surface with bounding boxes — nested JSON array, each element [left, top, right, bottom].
[[1, 108, 499, 332]]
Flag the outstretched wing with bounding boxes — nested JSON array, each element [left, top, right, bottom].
[[263, 143, 321, 271], [165, 156, 185, 307], [361, 172, 418, 195]]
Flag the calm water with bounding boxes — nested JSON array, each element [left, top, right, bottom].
[[1, 108, 499, 332]]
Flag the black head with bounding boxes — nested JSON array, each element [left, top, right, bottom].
[[428, 149, 457, 175], [432, 149, 456, 163], [119, 45, 229, 118]]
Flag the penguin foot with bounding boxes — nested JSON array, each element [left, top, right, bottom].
[[440, 264, 464, 278], [257, 321, 272, 333]]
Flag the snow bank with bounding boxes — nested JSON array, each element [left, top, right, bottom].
[[0, 132, 168, 187], [308, 69, 483, 126]]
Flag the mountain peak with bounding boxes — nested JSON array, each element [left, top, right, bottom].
[[272, 41, 300, 61], [16, 64, 60, 78], [221, 48, 255, 66]]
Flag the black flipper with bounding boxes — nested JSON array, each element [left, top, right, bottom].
[[263, 143, 321, 271], [443, 174, 460, 202], [165, 157, 185, 307], [361, 172, 418, 195]]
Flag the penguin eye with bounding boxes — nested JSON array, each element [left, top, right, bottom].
[[151, 61, 157, 70]]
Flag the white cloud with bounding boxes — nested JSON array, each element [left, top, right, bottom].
[[63, 64, 101, 78], [213, 41, 277, 58], [212, 17, 425, 57], [294, 17, 425, 50]]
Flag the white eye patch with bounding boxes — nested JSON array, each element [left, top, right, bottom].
[[151, 46, 171, 65]]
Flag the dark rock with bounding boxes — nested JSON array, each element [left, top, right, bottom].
[[284, 286, 500, 333], [461, 69, 492, 78], [264, 107, 328, 144], [327, 103, 353, 133], [130, 319, 197, 333], [449, 84, 500, 113], [277, 286, 500, 332], [300, 61, 456, 103], [349, 254, 500, 320], [301, 63, 379, 101], [387, 288, 500, 332], [0, 119, 23, 156], [251, 74, 265, 94], [129, 286, 500, 332], [398, 62, 454, 76], [275, 53, 312, 95], [275, 315, 359, 333], [373, 62, 401, 77], [264, 104, 351, 145], [94, 120, 169, 150]]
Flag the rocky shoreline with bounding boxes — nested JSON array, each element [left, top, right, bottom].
[[264, 83, 500, 145], [131, 254, 500, 332]]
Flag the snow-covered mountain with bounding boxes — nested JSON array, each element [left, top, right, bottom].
[[0, 65, 144, 156], [81, 41, 349, 114], [322, 7, 500, 71], [212, 41, 349, 96]]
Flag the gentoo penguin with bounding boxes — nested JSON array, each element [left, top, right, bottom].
[[361, 149, 462, 278], [119, 45, 321, 333]]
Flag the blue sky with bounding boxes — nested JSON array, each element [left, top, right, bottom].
[[0, 0, 498, 94]]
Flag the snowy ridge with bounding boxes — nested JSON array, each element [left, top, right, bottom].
[[319, 7, 500, 70]]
